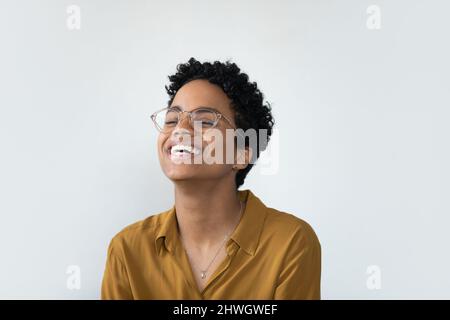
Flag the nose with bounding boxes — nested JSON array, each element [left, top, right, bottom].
[[174, 111, 193, 131], [172, 112, 192, 138], [170, 127, 192, 147], [172, 127, 190, 136]]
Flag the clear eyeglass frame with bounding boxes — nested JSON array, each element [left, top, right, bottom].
[[150, 106, 237, 134]]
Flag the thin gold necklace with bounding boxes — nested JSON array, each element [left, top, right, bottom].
[[181, 200, 244, 280]]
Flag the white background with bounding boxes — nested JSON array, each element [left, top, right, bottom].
[[0, 0, 449, 299]]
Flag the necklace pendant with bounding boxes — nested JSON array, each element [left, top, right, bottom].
[[200, 271, 206, 279]]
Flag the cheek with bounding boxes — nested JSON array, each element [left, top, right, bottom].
[[157, 134, 167, 160], [200, 143, 235, 172], [202, 131, 237, 163]]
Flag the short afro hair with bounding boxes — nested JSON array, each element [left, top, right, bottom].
[[165, 57, 275, 189]]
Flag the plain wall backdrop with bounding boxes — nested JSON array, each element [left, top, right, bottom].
[[0, 0, 449, 299]]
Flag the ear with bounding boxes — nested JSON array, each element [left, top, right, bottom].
[[232, 146, 253, 171]]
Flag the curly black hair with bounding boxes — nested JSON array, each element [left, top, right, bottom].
[[165, 57, 274, 189]]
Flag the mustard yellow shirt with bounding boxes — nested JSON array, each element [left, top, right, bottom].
[[101, 189, 321, 299]]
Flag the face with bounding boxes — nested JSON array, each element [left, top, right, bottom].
[[156, 79, 248, 185]]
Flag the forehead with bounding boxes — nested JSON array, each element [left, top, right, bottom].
[[170, 79, 233, 115]]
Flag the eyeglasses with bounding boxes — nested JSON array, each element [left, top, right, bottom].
[[150, 106, 237, 133]]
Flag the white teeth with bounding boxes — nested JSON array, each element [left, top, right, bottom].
[[170, 144, 200, 155]]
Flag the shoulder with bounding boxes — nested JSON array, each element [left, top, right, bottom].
[[264, 207, 321, 251], [107, 210, 170, 253]]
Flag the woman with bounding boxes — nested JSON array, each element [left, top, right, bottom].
[[101, 57, 321, 299]]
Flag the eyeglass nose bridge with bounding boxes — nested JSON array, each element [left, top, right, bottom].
[[175, 110, 195, 129]]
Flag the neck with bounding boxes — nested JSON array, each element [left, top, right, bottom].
[[174, 178, 243, 253]]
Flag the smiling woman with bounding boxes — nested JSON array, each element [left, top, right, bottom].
[[100, 57, 321, 300]]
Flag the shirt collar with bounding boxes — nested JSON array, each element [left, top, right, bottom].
[[154, 189, 268, 256]]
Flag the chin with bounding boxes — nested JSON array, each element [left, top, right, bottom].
[[163, 166, 199, 181]]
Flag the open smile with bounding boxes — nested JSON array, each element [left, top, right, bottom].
[[166, 144, 201, 161]]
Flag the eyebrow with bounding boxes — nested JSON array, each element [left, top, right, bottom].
[[169, 105, 220, 113]]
